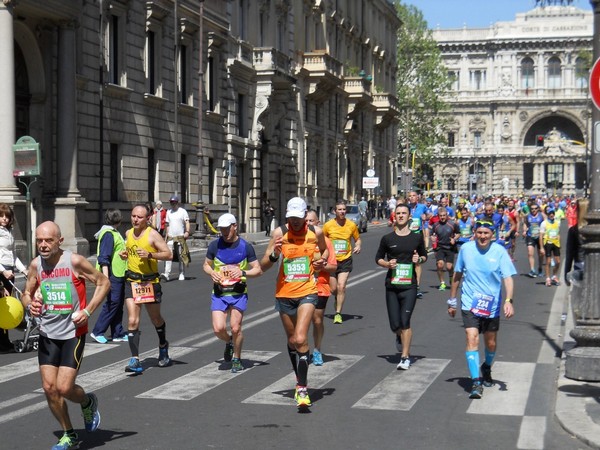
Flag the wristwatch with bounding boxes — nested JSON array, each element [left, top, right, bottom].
[[505, 298, 513, 304], [241, 270, 247, 278]]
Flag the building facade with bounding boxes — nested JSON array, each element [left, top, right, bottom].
[[431, 3, 591, 198], [0, 0, 399, 258]]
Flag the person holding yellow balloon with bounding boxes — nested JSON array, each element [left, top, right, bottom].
[[21, 221, 110, 450], [0, 203, 28, 352]]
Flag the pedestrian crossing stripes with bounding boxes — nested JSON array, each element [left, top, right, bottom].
[[242, 353, 364, 406], [467, 361, 536, 415], [353, 358, 450, 411], [137, 350, 280, 401]]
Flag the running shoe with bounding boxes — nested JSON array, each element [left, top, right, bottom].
[[527, 270, 537, 278], [81, 393, 101, 432], [52, 432, 80, 450], [551, 276, 560, 286], [178, 273, 185, 281], [158, 342, 172, 367], [90, 333, 108, 344], [112, 334, 129, 342], [469, 380, 483, 399], [312, 349, 323, 366], [333, 313, 343, 324], [481, 363, 494, 387], [224, 340, 234, 362], [125, 357, 144, 374], [397, 356, 410, 370], [231, 358, 244, 373], [295, 386, 312, 407], [160, 273, 169, 281], [438, 282, 447, 291], [545, 277, 552, 287], [416, 290, 423, 299], [395, 334, 402, 353], [537, 269, 544, 278]]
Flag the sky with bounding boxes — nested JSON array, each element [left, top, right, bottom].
[[402, 0, 593, 29]]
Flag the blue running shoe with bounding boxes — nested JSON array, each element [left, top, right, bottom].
[[125, 357, 144, 373], [52, 432, 80, 450], [158, 342, 172, 367], [231, 358, 244, 373], [527, 270, 537, 278], [312, 349, 323, 366], [90, 333, 108, 344], [81, 393, 101, 432], [469, 380, 483, 399]]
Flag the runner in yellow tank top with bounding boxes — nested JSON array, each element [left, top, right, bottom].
[[261, 197, 329, 408], [539, 208, 562, 286], [322, 201, 362, 324], [123, 204, 173, 374]]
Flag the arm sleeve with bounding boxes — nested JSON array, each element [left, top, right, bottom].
[[97, 233, 115, 267]]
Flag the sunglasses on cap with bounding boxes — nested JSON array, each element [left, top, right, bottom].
[[475, 220, 494, 230]]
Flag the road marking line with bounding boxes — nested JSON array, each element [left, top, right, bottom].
[[353, 358, 450, 411], [467, 361, 536, 416], [517, 416, 546, 449], [137, 350, 280, 400], [0, 344, 114, 385], [242, 354, 364, 406]]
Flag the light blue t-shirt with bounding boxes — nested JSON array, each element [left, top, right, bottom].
[[455, 241, 516, 318]]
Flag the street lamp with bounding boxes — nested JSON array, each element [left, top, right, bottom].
[[565, 0, 600, 381]]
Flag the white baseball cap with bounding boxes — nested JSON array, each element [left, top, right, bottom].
[[217, 213, 237, 227], [286, 197, 307, 218]]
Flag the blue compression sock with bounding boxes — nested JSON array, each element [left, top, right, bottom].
[[466, 351, 480, 379]]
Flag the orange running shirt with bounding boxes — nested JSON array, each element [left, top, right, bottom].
[[275, 225, 319, 299]]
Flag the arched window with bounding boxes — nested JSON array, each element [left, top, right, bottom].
[[547, 56, 561, 89], [521, 57, 534, 90], [575, 57, 589, 89]]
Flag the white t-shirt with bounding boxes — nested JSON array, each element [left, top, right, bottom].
[[166, 207, 189, 237]]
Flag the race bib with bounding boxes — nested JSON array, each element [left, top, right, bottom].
[[131, 281, 156, 304], [470, 292, 495, 317], [390, 263, 413, 285], [333, 240, 349, 255], [409, 218, 421, 231], [41, 281, 73, 314], [530, 223, 540, 237], [460, 226, 472, 237], [283, 256, 311, 282], [548, 229, 559, 239]]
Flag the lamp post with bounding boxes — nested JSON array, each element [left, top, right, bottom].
[[565, 0, 600, 381]]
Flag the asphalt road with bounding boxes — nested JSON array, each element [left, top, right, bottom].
[[0, 224, 591, 450]]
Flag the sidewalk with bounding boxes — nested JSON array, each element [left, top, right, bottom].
[[555, 283, 600, 449]]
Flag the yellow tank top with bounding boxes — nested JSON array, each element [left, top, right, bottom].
[[322, 219, 359, 262], [126, 227, 159, 279], [543, 220, 561, 247], [275, 225, 318, 299]]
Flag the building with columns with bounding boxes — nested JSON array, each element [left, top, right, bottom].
[[430, 3, 591, 198], [0, 0, 399, 258]]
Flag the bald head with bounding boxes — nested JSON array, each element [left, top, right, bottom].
[[36, 221, 62, 239], [35, 221, 64, 261]]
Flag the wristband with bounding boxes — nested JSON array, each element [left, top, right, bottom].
[[447, 297, 457, 309], [269, 252, 279, 263], [505, 298, 513, 304], [82, 308, 91, 318], [241, 270, 247, 278]]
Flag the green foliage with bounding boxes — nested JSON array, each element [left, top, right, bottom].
[[394, 1, 453, 166]]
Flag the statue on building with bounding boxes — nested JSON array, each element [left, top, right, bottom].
[[501, 177, 510, 194]]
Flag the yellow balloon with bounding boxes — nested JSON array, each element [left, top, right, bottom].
[[0, 296, 24, 330]]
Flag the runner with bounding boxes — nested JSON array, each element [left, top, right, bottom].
[[322, 200, 362, 324], [21, 221, 110, 450], [447, 219, 516, 399], [203, 213, 262, 372], [431, 207, 460, 290], [457, 205, 475, 249], [407, 191, 428, 298], [539, 208, 561, 286], [375, 204, 427, 370], [260, 197, 328, 408], [305, 210, 337, 366], [123, 204, 173, 374], [523, 202, 545, 278]]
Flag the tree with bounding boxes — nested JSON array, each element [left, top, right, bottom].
[[395, 2, 452, 172]]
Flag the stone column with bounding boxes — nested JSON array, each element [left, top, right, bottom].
[[0, 2, 20, 197], [54, 22, 89, 255], [565, 0, 600, 381]]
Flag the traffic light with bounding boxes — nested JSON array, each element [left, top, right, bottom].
[[536, 135, 545, 147]]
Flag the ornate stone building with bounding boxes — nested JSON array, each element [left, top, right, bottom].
[[0, 0, 399, 257], [431, 3, 591, 198]]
